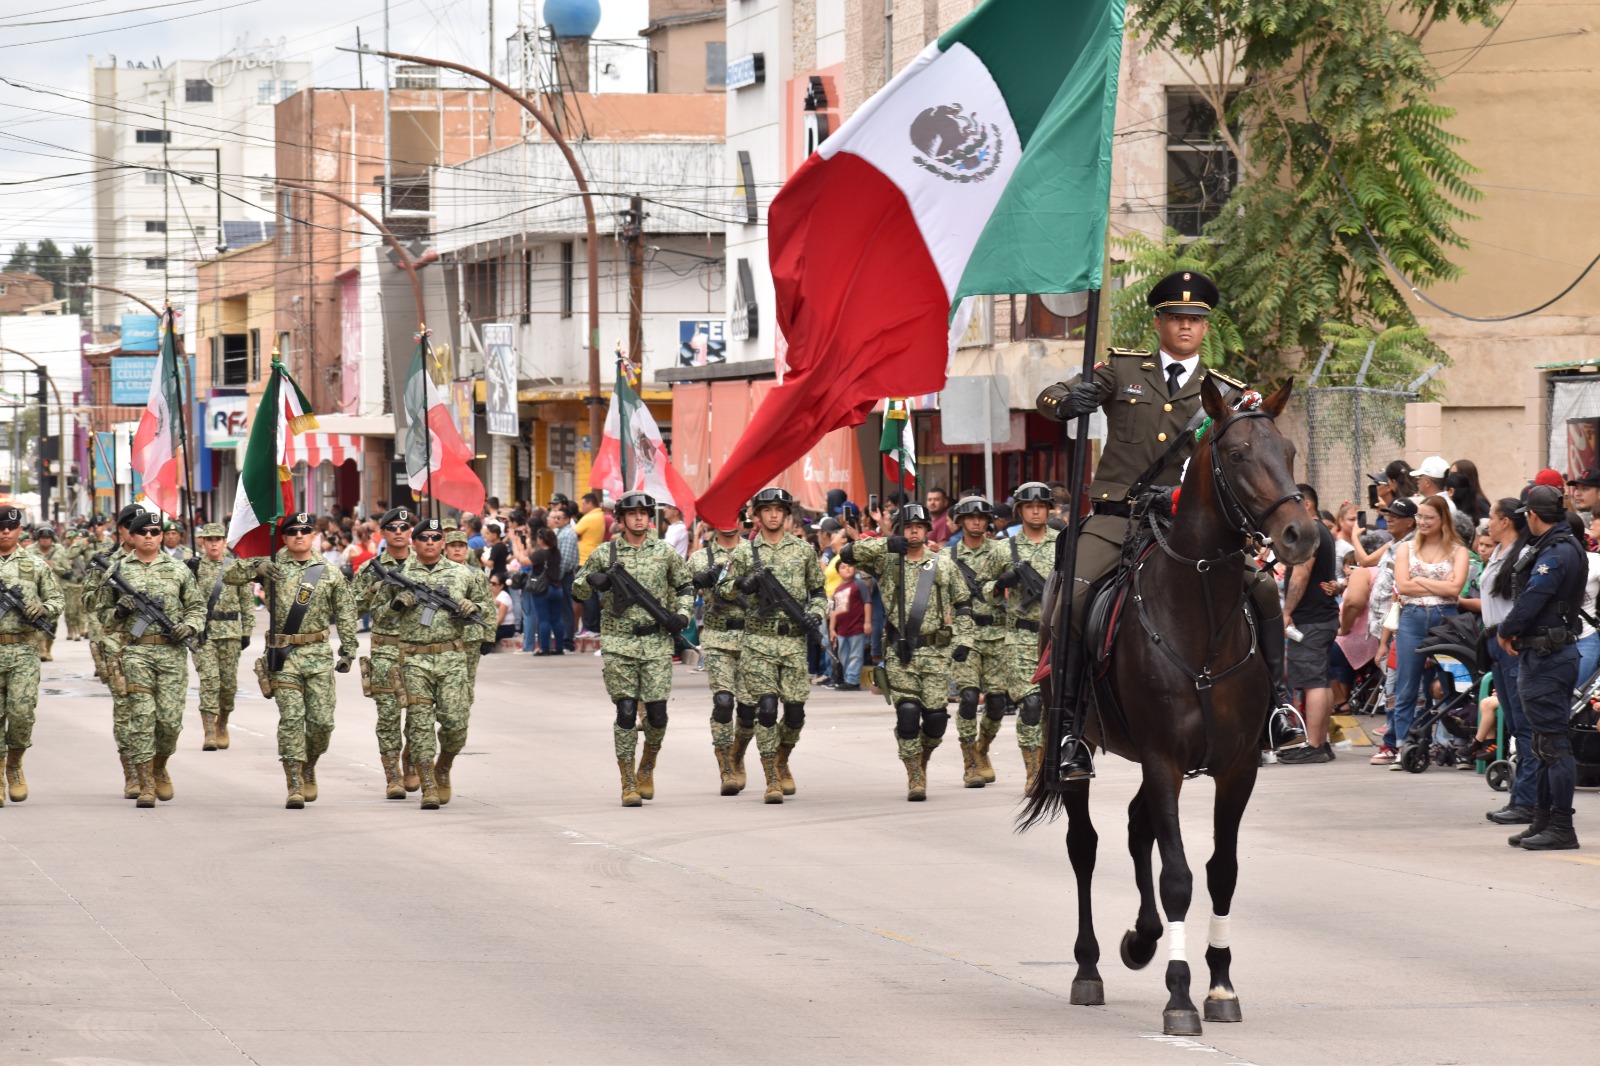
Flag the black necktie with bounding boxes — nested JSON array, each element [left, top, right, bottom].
[[1166, 363, 1185, 397]]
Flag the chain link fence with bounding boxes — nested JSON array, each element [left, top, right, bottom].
[[1302, 342, 1417, 513]]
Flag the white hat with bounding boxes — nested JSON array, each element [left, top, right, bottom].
[[1411, 456, 1450, 480]]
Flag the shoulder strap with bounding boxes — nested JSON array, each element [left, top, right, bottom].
[[280, 564, 328, 637], [903, 559, 938, 648], [206, 568, 227, 620]]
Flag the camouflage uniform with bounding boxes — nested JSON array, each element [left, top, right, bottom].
[[58, 532, 90, 640], [83, 543, 133, 761], [445, 529, 494, 692], [353, 549, 417, 792], [191, 523, 254, 750], [0, 543, 62, 803], [718, 532, 826, 800], [573, 535, 694, 763], [994, 526, 1059, 756], [394, 551, 480, 808], [227, 549, 357, 780], [848, 536, 969, 786], [947, 535, 1011, 784], [688, 539, 749, 777]]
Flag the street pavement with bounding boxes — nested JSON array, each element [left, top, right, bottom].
[[1, 635, 1596, 1065]]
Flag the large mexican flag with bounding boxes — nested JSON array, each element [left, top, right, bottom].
[[695, 0, 1124, 528], [226, 360, 317, 557]]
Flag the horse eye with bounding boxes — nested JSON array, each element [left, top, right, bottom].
[[1228, 451, 1245, 463]]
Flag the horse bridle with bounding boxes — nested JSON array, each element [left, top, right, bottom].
[[1205, 410, 1304, 544]]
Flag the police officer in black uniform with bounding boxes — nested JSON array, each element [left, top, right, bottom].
[[1496, 485, 1583, 851]]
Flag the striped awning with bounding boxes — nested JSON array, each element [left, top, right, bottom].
[[284, 432, 364, 470]]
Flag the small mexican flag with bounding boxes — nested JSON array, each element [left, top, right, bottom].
[[591, 355, 697, 524], [130, 305, 186, 516], [403, 333, 485, 514], [879, 398, 917, 491], [226, 359, 316, 557]]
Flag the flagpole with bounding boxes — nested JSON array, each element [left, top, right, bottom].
[[420, 329, 435, 521], [267, 358, 282, 664], [169, 305, 199, 555]]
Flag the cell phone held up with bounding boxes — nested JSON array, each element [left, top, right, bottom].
[[1366, 483, 1379, 508], [868, 494, 880, 514]]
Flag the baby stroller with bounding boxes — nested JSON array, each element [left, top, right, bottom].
[[1570, 669, 1600, 790], [1398, 612, 1488, 775]]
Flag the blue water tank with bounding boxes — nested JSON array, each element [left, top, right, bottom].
[[544, 0, 601, 39]]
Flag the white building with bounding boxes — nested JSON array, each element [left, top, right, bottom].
[[88, 39, 313, 334]]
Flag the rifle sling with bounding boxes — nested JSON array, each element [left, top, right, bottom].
[[279, 564, 327, 640], [952, 550, 983, 600]]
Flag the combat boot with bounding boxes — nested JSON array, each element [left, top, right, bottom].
[[635, 743, 660, 801], [214, 709, 232, 749], [282, 761, 305, 809], [902, 754, 927, 802], [134, 762, 156, 808], [974, 730, 997, 784], [1519, 808, 1579, 851], [775, 743, 797, 796], [301, 757, 320, 803], [1021, 746, 1044, 793], [617, 757, 642, 808], [434, 750, 455, 805], [40, 637, 52, 662], [120, 752, 140, 799], [200, 713, 219, 752], [960, 739, 985, 788], [418, 761, 442, 810], [715, 746, 739, 796], [919, 736, 941, 772], [402, 744, 421, 793], [730, 731, 752, 793], [380, 751, 406, 799], [5, 748, 26, 802], [150, 755, 174, 801], [760, 754, 784, 804], [1508, 809, 1551, 847]]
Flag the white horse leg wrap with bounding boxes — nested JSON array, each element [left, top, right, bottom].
[[1167, 921, 1187, 964], [1208, 913, 1231, 950]]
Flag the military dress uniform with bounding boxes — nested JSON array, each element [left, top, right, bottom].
[[688, 537, 750, 793], [0, 510, 63, 804], [845, 512, 971, 801], [191, 523, 254, 751], [990, 514, 1059, 790], [945, 499, 1012, 788], [392, 520, 482, 810], [226, 515, 358, 808], [573, 494, 695, 807], [93, 517, 205, 808], [718, 503, 827, 803]]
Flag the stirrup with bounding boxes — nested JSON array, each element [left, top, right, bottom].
[[1060, 735, 1096, 781], [1270, 703, 1309, 752]]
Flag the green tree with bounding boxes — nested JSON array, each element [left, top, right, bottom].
[[1115, 0, 1506, 391], [4, 243, 31, 275], [32, 238, 65, 300]]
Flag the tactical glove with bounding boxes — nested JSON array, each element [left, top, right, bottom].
[[170, 624, 196, 643], [992, 570, 1022, 591], [666, 613, 689, 633], [736, 573, 761, 594], [886, 535, 909, 555], [1037, 380, 1103, 422], [22, 601, 45, 620], [257, 561, 287, 584], [392, 590, 418, 609], [335, 654, 353, 674], [456, 598, 481, 618], [240, 634, 251, 650], [585, 572, 611, 592], [951, 645, 970, 663], [692, 568, 720, 589], [185, 557, 201, 576]]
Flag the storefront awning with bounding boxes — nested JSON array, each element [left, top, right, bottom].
[[515, 382, 672, 404], [285, 432, 364, 470]]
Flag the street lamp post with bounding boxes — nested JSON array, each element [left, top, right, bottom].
[[339, 44, 607, 452]]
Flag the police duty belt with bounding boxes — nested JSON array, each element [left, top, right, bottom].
[[268, 563, 327, 671]]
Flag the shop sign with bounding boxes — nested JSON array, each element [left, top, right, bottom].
[[726, 53, 765, 91]]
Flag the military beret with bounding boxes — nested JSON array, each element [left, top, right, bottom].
[[127, 511, 163, 535], [116, 504, 147, 528], [278, 512, 315, 534], [414, 517, 444, 536], [379, 507, 416, 529], [162, 519, 183, 532], [0, 506, 21, 529], [1148, 270, 1219, 317], [198, 522, 228, 538]]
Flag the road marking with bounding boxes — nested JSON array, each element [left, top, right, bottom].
[[1139, 1032, 1256, 1063], [873, 929, 915, 943], [1549, 854, 1600, 866]]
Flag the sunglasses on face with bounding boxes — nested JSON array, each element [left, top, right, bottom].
[[284, 528, 313, 537], [415, 533, 444, 543], [133, 529, 161, 536], [383, 524, 412, 533]]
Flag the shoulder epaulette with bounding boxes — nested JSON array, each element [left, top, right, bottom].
[[1107, 347, 1151, 357], [1207, 368, 1248, 391]]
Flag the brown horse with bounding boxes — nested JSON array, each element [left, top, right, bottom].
[[1020, 376, 1317, 1036]]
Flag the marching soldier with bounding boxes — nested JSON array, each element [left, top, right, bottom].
[[93, 509, 204, 808], [990, 483, 1058, 791], [352, 507, 418, 798], [444, 526, 494, 693], [945, 495, 1011, 788], [392, 517, 482, 810], [717, 487, 827, 803], [161, 519, 191, 561], [190, 523, 254, 751], [1036, 270, 1306, 778], [573, 492, 695, 807], [0, 506, 62, 804], [59, 527, 90, 641], [30, 526, 62, 661], [688, 518, 750, 795], [85, 504, 148, 796], [841, 503, 970, 801], [225, 512, 357, 809]]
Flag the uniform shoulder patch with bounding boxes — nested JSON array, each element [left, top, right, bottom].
[[1107, 347, 1151, 358], [1207, 368, 1249, 391]]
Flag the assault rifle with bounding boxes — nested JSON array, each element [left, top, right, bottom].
[[602, 551, 697, 657], [371, 559, 471, 626], [0, 581, 54, 636], [95, 556, 197, 650], [747, 546, 829, 650], [1006, 539, 1047, 611]]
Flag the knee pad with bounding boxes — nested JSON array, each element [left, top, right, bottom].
[[895, 700, 924, 740], [922, 708, 950, 738], [1019, 693, 1043, 727], [736, 702, 756, 729], [757, 694, 779, 728], [614, 698, 638, 730], [984, 692, 1009, 721], [1533, 731, 1572, 763], [782, 702, 806, 729], [711, 691, 735, 723], [958, 687, 980, 719], [645, 701, 668, 729]]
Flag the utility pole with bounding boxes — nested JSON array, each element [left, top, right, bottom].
[[622, 196, 645, 368], [37, 368, 49, 523]]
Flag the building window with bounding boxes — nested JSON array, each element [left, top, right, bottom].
[[1166, 89, 1238, 237], [208, 337, 219, 383], [184, 79, 214, 103], [646, 49, 659, 93], [221, 334, 249, 387], [278, 190, 296, 256], [276, 331, 291, 364], [706, 42, 727, 90], [135, 129, 171, 144], [734, 151, 758, 224], [250, 328, 261, 381], [145, 220, 166, 233], [258, 80, 297, 104], [145, 171, 166, 185], [559, 241, 574, 319], [145, 258, 166, 270], [0, 284, 7, 296]]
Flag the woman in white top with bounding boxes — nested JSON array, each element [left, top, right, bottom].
[[1390, 495, 1470, 763]]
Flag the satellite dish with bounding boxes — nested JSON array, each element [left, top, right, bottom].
[[1038, 292, 1089, 318]]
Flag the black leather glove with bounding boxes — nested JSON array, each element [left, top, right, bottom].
[[952, 645, 970, 663], [586, 571, 611, 592], [838, 544, 856, 566], [693, 568, 720, 589], [736, 573, 761, 594], [240, 634, 251, 650], [665, 613, 689, 633], [335, 655, 353, 674], [1037, 380, 1103, 422], [185, 556, 201, 576], [886, 535, 909, 555], [993, 570, 1022, 591]]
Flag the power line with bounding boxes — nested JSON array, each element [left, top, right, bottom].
[[0, 0, 263, 49]]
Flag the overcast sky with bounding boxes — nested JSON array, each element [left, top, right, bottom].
[[0, 0, 648, 254]]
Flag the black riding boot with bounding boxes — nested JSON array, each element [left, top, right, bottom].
[[1252, 599, 1309, 752], [1055, 648, 1095, 782]]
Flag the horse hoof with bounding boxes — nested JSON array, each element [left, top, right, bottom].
[[1163, 1009, 1203, 1036], [1204, 997, 1243, 1023], [1120, 929, 1157, 971], [1070, 979, 1105, 1005]]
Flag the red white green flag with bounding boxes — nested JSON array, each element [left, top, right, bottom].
[[592, 355, 697, 524], [879, 399, 917, 491], [226, 359, 316, 557], [403, 334, 485, 514], [130, 306, 186, 515]]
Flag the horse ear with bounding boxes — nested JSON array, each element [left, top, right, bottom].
[[1262, 376, 1295, 419], [1200, 373, 1229, 422]]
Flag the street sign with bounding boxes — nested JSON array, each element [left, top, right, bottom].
[[939, 375, 1011, 445], [110, 356, 158, 405]]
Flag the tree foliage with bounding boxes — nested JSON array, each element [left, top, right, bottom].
[[1114, 0, 1507, 390]]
